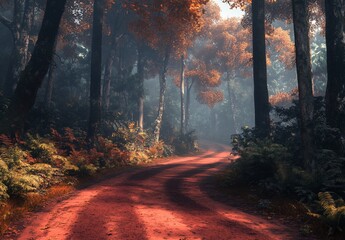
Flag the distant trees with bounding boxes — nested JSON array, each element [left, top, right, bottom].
[[129, 0, 208, 142], [0, 0, 341, 167]]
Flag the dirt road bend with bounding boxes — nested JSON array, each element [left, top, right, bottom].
[[15, 142, 307, 240]]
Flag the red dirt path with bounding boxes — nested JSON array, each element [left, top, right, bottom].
[[14, 142, 312, 240]]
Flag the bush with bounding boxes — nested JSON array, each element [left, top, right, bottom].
[[226, 140, 292, 188], [173, 131, 198, 155], [310, 192, 345, 235]]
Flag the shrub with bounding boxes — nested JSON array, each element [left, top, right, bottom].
[[173, 131, 198, 155], [0, 183, 8, 201], [310, 192, 345, 235], [226, 140, 292, 187]]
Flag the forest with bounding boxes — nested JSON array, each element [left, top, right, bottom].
[[0, 0, 344, 239]]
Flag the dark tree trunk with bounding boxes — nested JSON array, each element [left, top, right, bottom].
[[325, 0, 345, 132], [87, 0, 105, 141], [292, 0, 315, 173], [252, 0, 270, 138], [153, 47, 170, 142], [180, 54, 185, 135], [137, 46, 145, 131], [226, 72, 236, 134], [2, 0, 67, 138]]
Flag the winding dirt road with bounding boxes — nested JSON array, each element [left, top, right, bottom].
[[14, 143, 309, 240]]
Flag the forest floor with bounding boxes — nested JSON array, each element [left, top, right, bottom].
[[5, 142, 316, 240]]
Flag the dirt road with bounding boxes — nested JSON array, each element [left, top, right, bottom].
[[15, 143, 308, 240]]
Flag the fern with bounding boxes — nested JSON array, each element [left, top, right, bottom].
[[313, 192, 345, 234]]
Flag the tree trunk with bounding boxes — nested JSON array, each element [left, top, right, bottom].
[[153, 47, 170, 142], [44, 63, 56, 108], [87, 0, 105, 141], [21, 0, 34, 66], [210, 108, 216, 140], [292, 0, 315, 173], [226, 72, 236, 134], [186, 78, 194, 131], [252, 0, 270, 138], [3, 0, 25, 97], [325, 0, 345, 132], [103, 38, 118, 112], [180, 54, 185, 135], [2, 0, 67, 138], [137, 45, 145, 131]]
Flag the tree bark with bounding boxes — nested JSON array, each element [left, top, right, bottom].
[[153, 47, 170, 142], [226, 72, 236, 134], [137, 45, 145, 131], [103, 38, 119, 112], [325, 0, 345, 132], [21, 0, 34, 66], [3, 0, 25, 96], [3, 0, 67, 138], [87, 0, 105, 141], [252, 0, 270, 138], [180, 54, 185, 135], [292, 0, 315, 173], [185, 78, 192, 132]]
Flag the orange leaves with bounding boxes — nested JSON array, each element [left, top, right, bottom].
[[129, 0, 209, 56], [269, 89, 297, 107], [197, 90, 224, 108], [266, 27, 295, 69], [186, 61, 221, 87], [185, 59, 223, 108]]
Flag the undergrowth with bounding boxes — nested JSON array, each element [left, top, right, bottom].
[[227, 97, 345, 238], [0, 123, 174, 236]]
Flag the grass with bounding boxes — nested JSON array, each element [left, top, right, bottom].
[[0, 184, 74, 237]]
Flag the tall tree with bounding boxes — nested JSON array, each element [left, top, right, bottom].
[[180, 54, 186, 135], [292, 0, 315, 172], [252, 0, 270, 137], [325, 0, 345, 132], [2, 0, 67, 138], [87, 0, 105, 141]]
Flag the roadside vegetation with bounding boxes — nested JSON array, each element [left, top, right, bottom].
[[225, 95, 345, 239]]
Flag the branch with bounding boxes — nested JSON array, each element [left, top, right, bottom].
[[0, 14, 13, 32]]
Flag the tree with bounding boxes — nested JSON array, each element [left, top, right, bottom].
[[1, 0, 35, 97], [87, 0, 105, 141], [292, 0, 315, 172], [325, 0, 345, 132], [252, 0, 270, 137], [224, 0, 271, 137], [183, 60, 223, 128], [180, 54, 186, 135], [2, 0, 67, 138], [129, 0, 208, 142]]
